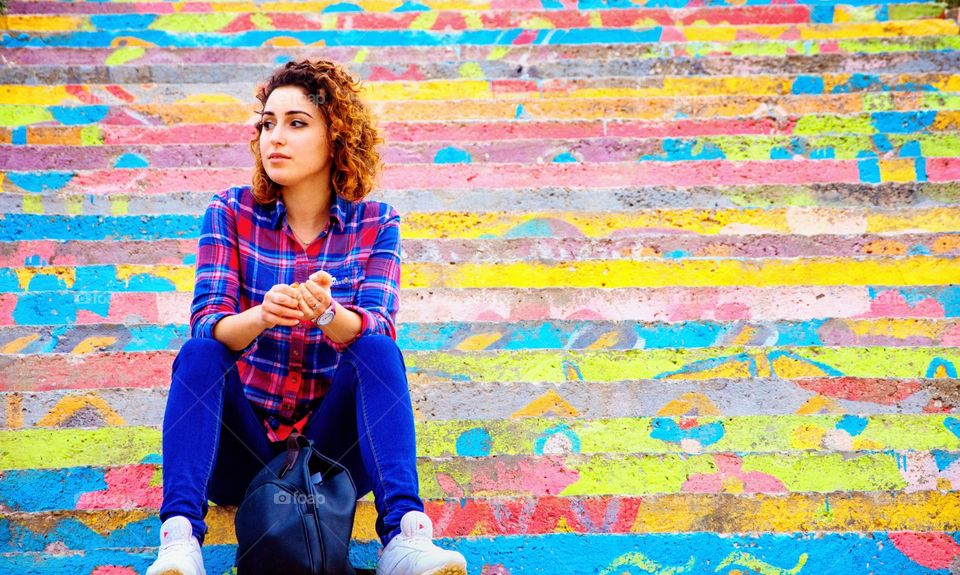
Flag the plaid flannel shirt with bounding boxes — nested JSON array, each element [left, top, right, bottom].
[[190, 185, 401, 441]]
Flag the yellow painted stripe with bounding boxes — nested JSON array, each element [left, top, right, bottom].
[[403, 208, 960, 238], [0, 86, 82, 106], [9, 257, 960, 292], [2, 15, 87, 32], [404, 258, 960, 288], [19, 490, 960, 545], [4, 74, 959, 105]]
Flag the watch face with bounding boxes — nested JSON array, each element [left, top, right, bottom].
[[315, 305, 335, 326]]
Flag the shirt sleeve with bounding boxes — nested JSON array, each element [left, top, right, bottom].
[[190, 192, 259, 355], [322, 205, 401, 352]]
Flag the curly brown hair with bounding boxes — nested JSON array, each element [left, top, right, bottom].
[[249, 59, 384, 203]]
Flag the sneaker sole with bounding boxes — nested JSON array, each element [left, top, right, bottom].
[[422, 566, 467, 575]]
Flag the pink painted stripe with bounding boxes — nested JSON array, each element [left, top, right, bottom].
[[53, 161, 871, 195], [0, 286, 926, 326], [927, 158, 960, 182], [5, 4, 814, 26], [71, 117, 808, 146], [0, 351, 945, 395]]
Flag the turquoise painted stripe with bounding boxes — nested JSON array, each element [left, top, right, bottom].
[[0, 532, 954, 574], [0, 214, 201, 241], [3, 318, 958, 352], [0, 28, 665, 49]]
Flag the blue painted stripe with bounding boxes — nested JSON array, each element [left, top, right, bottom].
[[0, 533, 955, 574], [1, 317, 956, 353]]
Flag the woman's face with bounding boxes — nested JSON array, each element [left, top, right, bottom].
[[258, 85, 332, 189]]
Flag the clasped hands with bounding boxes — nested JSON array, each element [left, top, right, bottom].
[[258, 271, 334, 329]]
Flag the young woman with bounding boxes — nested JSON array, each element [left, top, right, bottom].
[[146, 60, 467, 575]]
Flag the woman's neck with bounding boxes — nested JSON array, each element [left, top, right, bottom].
[[281, 182, 332, 231]]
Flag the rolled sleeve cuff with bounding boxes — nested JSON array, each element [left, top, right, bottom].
[[321, 304, 392, 352], [193, 311, 260, 358]]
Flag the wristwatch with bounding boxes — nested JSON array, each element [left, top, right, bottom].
[[314, 301, 337, 327]]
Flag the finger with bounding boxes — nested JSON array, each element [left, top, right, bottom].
[[266, 300, 304, 319], [267, 312, 301, 327], [302, 281, 329, 308], [268, 289, 300, 309], [278, 284, 301, 300], [296, 293, 316, 319], [309, 271, 333, 288]]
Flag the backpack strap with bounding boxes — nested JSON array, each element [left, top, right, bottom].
[[280, 431, 309, 478]]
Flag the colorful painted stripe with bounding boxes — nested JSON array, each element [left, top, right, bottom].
[[2, 207, 960, 239], [2, 317, 960, 354], [2, 376, 954, 428], [1, 235, 959, 266], [4, 159, 959, 195], [2, 493, 959, 544], [5, 111, 960, 150], [7, 74, 960, 107], [4, 37, 960, 72], [4, 132, 960, 171], [3, 346, 960, 391], [2, 411, 958, 460], [1, 532, 958, 575], [3, 18, 956, 49], [3, 257, 960, 295], [5, 92, 960, 130], [11, 5, 931, 32], [3, 286, 958, 328]]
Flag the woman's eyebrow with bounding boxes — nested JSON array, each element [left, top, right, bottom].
[[259, 110, 313, 118]]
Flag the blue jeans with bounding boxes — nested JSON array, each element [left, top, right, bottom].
[[158, 334, 424, 547]]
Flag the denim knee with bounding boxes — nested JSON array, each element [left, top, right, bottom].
[[344, 334, 402, 360], [171, 337, 237, 390]]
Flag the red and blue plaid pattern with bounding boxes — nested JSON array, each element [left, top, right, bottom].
[[190, 185, 401, 441]]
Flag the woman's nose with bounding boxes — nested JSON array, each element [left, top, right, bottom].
[[269, 124, 285, 144]]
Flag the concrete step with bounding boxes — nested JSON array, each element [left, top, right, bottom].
[[0, 531, 955, 575], [2, 204, 959, 235], [8, 73, 960, 104], [0, 181, 956, 211], [5, 285, 955, 327], [1, 160, 955, 194], [3, 18, 956, 49], [2, 376, 955, 421], [10, 51, 960, 85], [3, 233, 959, 263], [3, 347, 960, 390], [6, 92, 959, 129], [4, 317, 960, 354], [2, 440, 959, 500], [3, 410, 958, 447], [6, 36, 960, 68], [4, 112, 960, 148], [4, 132, 960, 173], [8, 4, 944, 29], [5, 1, 944, 27], [1, 493, 957, 541], [1, 255, 959, 291]]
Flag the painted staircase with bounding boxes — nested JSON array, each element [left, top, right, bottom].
[[2, 0, 960, 573]]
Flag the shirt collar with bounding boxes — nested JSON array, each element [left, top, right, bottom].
[[269, 190, 350, 232]]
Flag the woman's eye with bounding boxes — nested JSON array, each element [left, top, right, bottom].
[[260, 121, 273, 130], [291, 120, 306, 127]]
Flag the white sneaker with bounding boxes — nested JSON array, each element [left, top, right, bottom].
[[376, 511, 467, 575], [145, 516, 206, 575]]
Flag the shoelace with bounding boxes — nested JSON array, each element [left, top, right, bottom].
[[394, 535, 437, 551], [159, 538, 196, 556]]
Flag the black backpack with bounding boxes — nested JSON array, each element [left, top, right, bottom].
[[235, 432, 357, 575]]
